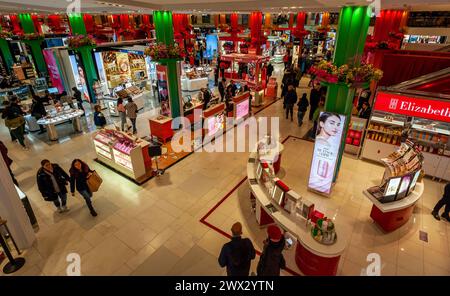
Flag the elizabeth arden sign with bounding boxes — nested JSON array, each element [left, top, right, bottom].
[[374, 91, 450, 123]]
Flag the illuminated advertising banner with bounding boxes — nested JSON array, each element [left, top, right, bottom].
[[308, 112, 346, 195], [156, 64, 171, 117], [374, 91, 450, 123], [69, 54, 90, 102], [43, 49, 64, 93]]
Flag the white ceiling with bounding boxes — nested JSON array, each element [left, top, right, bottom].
[[0, 0, 448, 14]]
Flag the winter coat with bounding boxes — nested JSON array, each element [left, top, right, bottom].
[[94, 111, 107, 127], [218, 236, 256, 276], [297, 96, 309, 112], [31, 100, 47, 118], [284, 90, 298, 106], [257, 237, 286, 276], [36, 164, 70, 201], [69, 162, 92, 193]]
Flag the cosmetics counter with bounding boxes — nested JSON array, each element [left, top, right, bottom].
[[361, 90, 450, 181], [180, 64, 214, 92], [247, 137, 347, 275], [36, 107, 84, 141], [101, 86, 149, 117], [364, 140, 425, 232], [93, 129, 152, 183]]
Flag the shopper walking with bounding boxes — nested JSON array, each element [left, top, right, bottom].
[[284, 85, 297, 122], [311, 99, 325, 139], [3, 97, 27, 150], [218, 222, 256, 276], [309, 84, 321, 121], [0, 140, 18, 185], [256, 225, 286, 276], [69, 159, 98, 217], [31, 95, 47, 134], [297, 93, 309, 126], [117, 98, 128, 131], [36, 159, 70, 213], [72, 87, 84, 112], [125, 96, 138, 134], [218, 78, 226, 102], [93, 105, 107, 129], [432, 182, 450, 222]]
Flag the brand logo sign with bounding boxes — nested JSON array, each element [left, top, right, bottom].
[[374, 91, 450, 123]]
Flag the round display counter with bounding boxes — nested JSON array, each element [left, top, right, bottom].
[[37, 109, 84, 141], [364, 182, 424, 232], [247, 149, 347, 276]]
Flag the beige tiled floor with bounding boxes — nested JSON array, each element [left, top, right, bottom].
[[1, 69, 449, 276]]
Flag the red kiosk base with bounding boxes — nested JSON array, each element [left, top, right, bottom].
[[370, 204, 415, 232], [295, 242, 341, 276]]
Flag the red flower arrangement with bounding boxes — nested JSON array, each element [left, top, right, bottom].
[[67, 34, 96, 48], [144, 42, 182, 60], [0, 31, 13, 39], [20, 33, 45, 41], [292, 29, 310, 39], [309, 61, 383, 85]]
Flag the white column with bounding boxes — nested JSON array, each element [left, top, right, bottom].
[[0, 156, 36, 249]]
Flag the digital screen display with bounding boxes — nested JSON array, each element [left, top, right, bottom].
[[235, 99, 249, 121], [256, 162, 263, 180], [272, 184, 285, 206], [385, 177, 401, 197], [207, 113, 225, 137], [397, 175, 412, 200], [408, 171, 420, 195]]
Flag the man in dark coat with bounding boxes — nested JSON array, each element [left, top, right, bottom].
[[309, 84, 321, 120], [284, 85, 297, 121], [36, 159, 70, 213], [218, 222, 256, 276]]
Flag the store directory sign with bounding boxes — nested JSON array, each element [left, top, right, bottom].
[[308, 112, 346, 195]]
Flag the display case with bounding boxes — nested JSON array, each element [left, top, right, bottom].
[[344, 116, 367, 157], [93, 129, 152, 182], [362, 90, 450, 180]]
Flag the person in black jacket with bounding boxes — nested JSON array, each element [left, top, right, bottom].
[[69, 159, 97, 217], [358, 101, 372, 120], [297, 93, 309, 126], [3, 97, 27, 149], [218, 78, 226, 102], [72, 87, 84, 112], [309, 84, 321, 120], [36, 159, 70, 213], [284, 85, 297, 121], [257, 225, 286, 276], [218, 222, 256, 276], [31, 95, 47, 134], [432, 183, 450, 222]]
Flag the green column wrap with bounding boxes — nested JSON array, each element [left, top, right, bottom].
[[19, 13, 48, 76], [68, 14, 97, 103], [0, 38, 14, 71], [68, 14, 87, 35], [324, 6, 371, 182], [76, 46, 98, 103], [154, 11, 181, 119]]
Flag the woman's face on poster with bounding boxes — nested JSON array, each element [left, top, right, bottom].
[[320, 115, 341, 137]]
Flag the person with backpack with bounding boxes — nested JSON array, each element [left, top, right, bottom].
[[257, 225, 286, 276], [218, 222, 256, 276], [3, 97, 27, 150], [69, 159, 98, 217], [297, 93, 309, 126], [36, 159, 70, 213]]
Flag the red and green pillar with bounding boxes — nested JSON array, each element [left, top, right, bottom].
[[324, 6, 371, 179], [154, 10, 181, 118], [68, 13, 98, 103], [19, 13, 47, 76]]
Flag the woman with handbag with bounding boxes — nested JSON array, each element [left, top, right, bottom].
[[69, 159, 98, 217]]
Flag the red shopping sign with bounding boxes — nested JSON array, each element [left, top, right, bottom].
[[374, 91, 450, 123]]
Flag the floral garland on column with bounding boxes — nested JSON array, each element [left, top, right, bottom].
[[67, 35, 97, 48], [144, 42, 183, 60]]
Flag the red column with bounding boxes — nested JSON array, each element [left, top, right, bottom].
[[10, 15, 23, 35], [250, 12, 263, 55], [83, 14, 95, 34], [373, 10, 403, 42], [31, 15, 43, 34]]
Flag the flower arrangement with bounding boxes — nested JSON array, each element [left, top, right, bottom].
[[139, 23, 154, 31], [21, 33, 45, 40], [309, 60, 383, 85], [292, 29, 310, 39], [67, 35, 96, 48], [0, 31, 13, 39], [144, 42, 182, 60]]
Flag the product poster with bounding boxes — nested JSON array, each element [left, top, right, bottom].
[[69, 54, 90, 102], [156, 64, 171, 117], [308, 112, 346, 194], [235, 99, 250, 120], [116, 52, 130, 75], [43, 49, 64, 93]]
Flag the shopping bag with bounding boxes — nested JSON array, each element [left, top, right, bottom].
[[87, 170, 103, 192]]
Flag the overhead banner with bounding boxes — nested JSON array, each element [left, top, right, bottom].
[[156, 64, 171, 117], [308, 112, 346, 195], [43, 49, 64, 93], [374, 91, 450, 123]]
